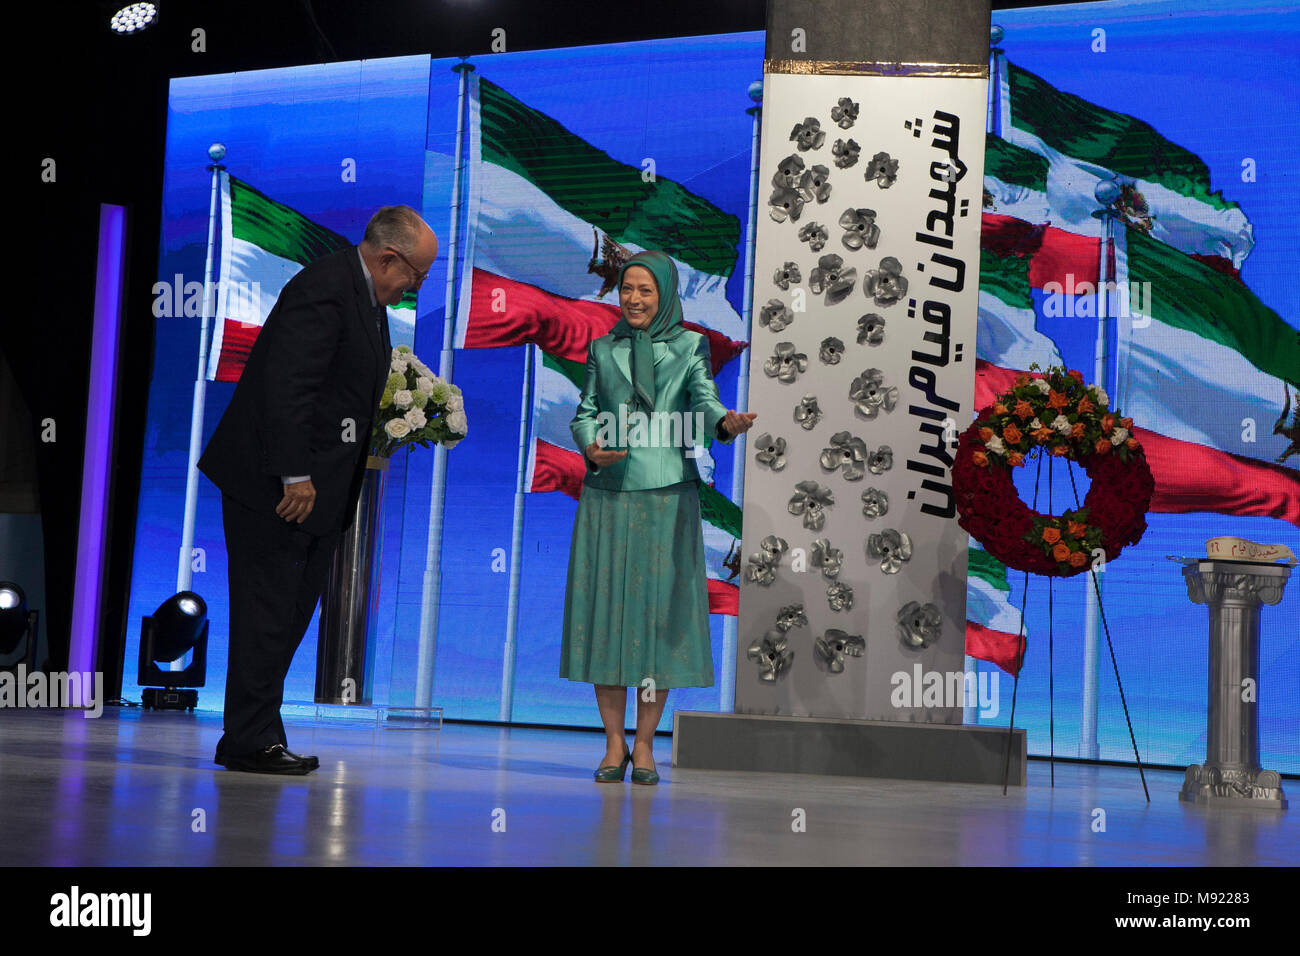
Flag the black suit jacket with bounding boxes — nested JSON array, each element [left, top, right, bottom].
[[198, 246, 391, 537]]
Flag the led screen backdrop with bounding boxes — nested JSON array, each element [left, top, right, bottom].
[[125, 0, 1299, 771]]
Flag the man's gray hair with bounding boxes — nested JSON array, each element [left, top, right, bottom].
[[363, 205, 425, 256]]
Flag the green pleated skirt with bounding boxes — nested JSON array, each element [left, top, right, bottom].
[[560, 481, 715, 689]]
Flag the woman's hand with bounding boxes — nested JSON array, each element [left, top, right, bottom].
[[586, 441, 628, 467], [720, 410, 758, 436]]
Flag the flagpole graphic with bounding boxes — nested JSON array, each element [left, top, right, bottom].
[[720, 79, 763, 713], [176, 144, 226, 602], [415, 59, 475, 711]]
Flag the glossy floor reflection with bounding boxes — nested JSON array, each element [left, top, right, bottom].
[[0, 707, 1294, 865]]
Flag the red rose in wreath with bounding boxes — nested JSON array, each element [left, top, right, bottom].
[[953, 366, 1154, 578]]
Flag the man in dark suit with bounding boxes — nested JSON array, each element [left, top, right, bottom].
[[198, 205, 437, 774]]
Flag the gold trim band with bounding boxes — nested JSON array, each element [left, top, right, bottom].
[[764, 59, 987, 78]]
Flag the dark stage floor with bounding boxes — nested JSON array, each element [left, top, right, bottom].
[[0, 708, 1294, 866]]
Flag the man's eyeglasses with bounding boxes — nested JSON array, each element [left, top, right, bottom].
[[386, 247, 429, 285]]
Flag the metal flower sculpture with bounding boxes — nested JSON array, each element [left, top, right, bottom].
[[831, 138, 860, 169], [789, 116, 826, 151], [763, 342, 808, 384], [753, 433, 788, 472], [759, 298, 793, 333], [808, 253, 857, 306], [861, 486, 889, 518], [798, 164, 832, 204], [744, 534, 789, 586], [826, 581, 855, 612], [775, 603, 808, 633], [849, 368, 899, 419], [897, 601, 942, 648], [814, 629, 865, 673], [748, 629, 794, 682], [830, 97, 859, 129], [819, 430, 868, 481], [864, 257, 908, 307], [867, 445, 894, 475], [818, 336, 845, 365], [797, 221, 829, 252], [794, 394, 823, 431], [772, 153, 806, 189], [838, 207, 880, 251], [865, 150, 900, 188], [809, 538, 844, 579], [773, 261, 802, 290], [866, 528, 913, 574], [857, 313, 886, 346], [788, 480, 835, 531], [768, 184, 805, 223]]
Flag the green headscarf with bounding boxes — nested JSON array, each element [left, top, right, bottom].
[[610, 250, 687, 412]]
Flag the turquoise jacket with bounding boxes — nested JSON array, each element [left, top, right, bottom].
[[570, 330, 733, 491]]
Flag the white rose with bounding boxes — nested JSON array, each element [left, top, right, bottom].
[[384, 418, 412, 439], [1111, 427, 1129, 444], [415, 377, 435, 395], [390, 357, 409, 374], [447, 410, 468, 435], [393, 389, 414, 410], [446, 393, 464, 412], [1029, 418, 1045, 432], [404, 407, 427, 430], [1090, 385, 1109, 408], [1051, 414, 1071, 434], [443, 437, 461, 450], [986, 436, 1006, 456]]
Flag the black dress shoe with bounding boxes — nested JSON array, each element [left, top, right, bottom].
[[282, 747, 319, 770], [220, 743, 315, 775]]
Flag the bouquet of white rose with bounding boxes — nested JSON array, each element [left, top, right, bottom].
[[372, 345, 469, 458]]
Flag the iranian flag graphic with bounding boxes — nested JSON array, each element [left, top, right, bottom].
[[993, 60, 1255, 272], [965, 543, 1028, 676], [205, 172, 416, 382], [454, 75, 746, 345], [452, 75, 749, 615], [964, 59, 1300, 668]]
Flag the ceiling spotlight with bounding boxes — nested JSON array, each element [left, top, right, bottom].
[[110, 3, 157, 35]]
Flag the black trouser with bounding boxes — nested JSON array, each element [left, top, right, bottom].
[[219, 494, 339, 755]]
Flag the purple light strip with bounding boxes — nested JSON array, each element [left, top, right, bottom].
[[69, 204, 127, 691]]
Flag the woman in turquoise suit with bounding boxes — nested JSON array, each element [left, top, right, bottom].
[[562, 250, 756, 785]]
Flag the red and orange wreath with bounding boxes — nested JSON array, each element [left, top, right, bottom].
[[953, 366, 1154, 578]]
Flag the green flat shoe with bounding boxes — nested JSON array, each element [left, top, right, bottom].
[[630, 762, 659, 786], [594, 748, 631, 782]]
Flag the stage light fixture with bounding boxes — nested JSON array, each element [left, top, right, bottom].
[[138, 591, 208, 710], [148, 591, 207, 663], [0, 581, 28, 655], [110, 3, 157, 35]]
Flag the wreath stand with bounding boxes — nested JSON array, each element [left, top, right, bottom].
[[997, 450, 1149, 800]]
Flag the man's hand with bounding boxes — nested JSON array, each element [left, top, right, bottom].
[[720, 410, 758, 436], [585, 441, 628, 467], [276, 479, 317, 523]]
